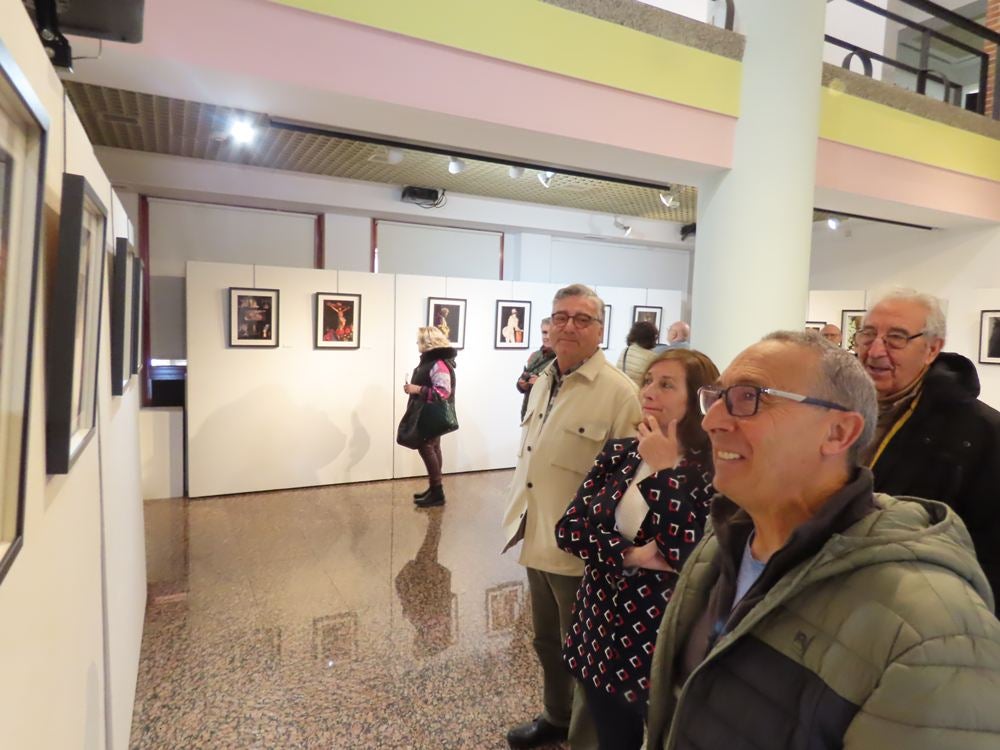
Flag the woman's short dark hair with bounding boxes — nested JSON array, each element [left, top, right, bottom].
[[643, 349, 720, 457], [626, 321, 659, 349]]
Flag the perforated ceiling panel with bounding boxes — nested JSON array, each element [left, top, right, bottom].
[[64, 82, 699, 222]]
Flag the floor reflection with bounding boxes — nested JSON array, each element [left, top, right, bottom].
[[134, 471, 561, 749]]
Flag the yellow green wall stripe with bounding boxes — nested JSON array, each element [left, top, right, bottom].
[[272, 0, 999, 182]]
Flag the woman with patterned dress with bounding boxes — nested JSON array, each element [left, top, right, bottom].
[[555, 349, 719, 750]]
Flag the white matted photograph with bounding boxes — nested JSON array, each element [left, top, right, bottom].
[[841, 309, 866, 352], [427, 297, 466, 349], [230, 287, 279, 347], [495, 300, 531, 349], [979, 310, 1000, 365], [601, 304, 612, 349]]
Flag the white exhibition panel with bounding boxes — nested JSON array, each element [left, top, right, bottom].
[[188, 262, 684, 495], [645, 288, 685, 342], [187, 262, 396, 497], [593, 285, 646, 365], [392, 275, 528, 479], [139, 407, 185, 500]]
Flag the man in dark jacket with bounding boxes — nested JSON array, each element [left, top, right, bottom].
[[857, 290, 1000, 609], [645, 331, 1000, 750], [515, 317, 555, 420]]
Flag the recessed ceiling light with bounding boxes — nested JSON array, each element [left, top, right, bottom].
[[448, 157, 466, 175], [827, 216, 841, 230], [229, 120, 256, 145], [386, 148, 404, 165], [537, 171, 555, 188], [508, 166, 525, 179]]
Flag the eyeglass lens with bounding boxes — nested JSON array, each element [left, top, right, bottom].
[[552, 313, 596, 327], [855, 330, 914, 349]]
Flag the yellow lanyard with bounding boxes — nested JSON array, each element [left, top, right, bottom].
[[868, 393, 921, 469]]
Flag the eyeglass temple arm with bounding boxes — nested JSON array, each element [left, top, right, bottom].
[[764, 388, 850, 412]]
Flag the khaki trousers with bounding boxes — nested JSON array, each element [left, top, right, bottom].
[[526, 567, 597, 750]]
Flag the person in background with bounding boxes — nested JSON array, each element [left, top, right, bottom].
[[665, 321, 690, 349], [820, 323, 842, 346], [856, 289, 1000, 609], [403, 326, 457, 508], [556, 349, 718, 750], [616, 320, 660, 388], [502, 284, 641, 750], [516, 317, 555, 420], [645, 331, 1000, 750]]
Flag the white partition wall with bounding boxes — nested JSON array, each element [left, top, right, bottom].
[[187, 262, 683, 497], [807, 290, 867, 330]]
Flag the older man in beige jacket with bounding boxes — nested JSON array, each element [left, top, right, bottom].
[[502, 283, 641, 750]]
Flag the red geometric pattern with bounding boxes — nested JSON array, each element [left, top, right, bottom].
[[555, 438, 713, 704]]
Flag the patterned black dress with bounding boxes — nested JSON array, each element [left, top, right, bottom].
[[556, 438, 713, 704]]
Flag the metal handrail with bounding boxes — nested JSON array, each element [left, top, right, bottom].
[[830, 0, 998, 119]]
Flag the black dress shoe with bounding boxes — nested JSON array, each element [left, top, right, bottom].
[[413, 487, 431, 501], [506, 716, 568, 749], [415, 485, 445, 507]]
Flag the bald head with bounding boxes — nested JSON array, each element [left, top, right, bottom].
[[819, 324, 841, 346], [668, 321, 690, 343]]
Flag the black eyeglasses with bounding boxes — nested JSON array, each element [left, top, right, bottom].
[[698, 384, 849, 417], [854, 328, 926, 350], [550, 312, 601, 328]]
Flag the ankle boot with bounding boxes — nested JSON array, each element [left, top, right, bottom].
[[415, 485, 445, 507], [413, 487, 431, 501]]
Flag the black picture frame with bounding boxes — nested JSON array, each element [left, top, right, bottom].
[[979, 310, 1000, 365], [601, 304, 612, 349], [427, 297, 466, 350], [315, 292, 361, 349], [229, 287, 279, 347], [46, 173, 107, 475], [110, 238, 131, 394], [0, 40, 49, 583], [841, 309, 866, 351], [494, 300, 531, 349], [633, 305, 663, 335]]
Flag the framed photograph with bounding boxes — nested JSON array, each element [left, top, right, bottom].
[[979, 310, 1000, 365], [427, 297, 466, 350], [495, 300, 531, 349], [131, 254, 144, 374], [110, 238, 131, 395], [633, 305, 662, 334], [805, 321, 826, 333], [841, 309, 866, 351], [46, 173, 107, 475], [315, 292, 361, 349], [0, 40, 49, 582], [229, 287, 279, 347], [601, 304, 612, 349]]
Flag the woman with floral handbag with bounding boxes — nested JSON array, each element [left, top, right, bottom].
[[398, 326, 458, 507]]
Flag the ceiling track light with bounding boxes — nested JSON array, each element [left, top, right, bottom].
[[508, 165, 525, 179], [659, 190, 679, 209], [537, 170, 555, 188], [613, 217, 632, 237], [228, 120, 256, 146], [827, 216, 841, 230], [447, 156, 466, 175]]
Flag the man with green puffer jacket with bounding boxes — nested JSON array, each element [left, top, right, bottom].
[[645, 332, 1000, 750]]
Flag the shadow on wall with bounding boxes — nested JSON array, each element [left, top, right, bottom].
[[344, 385, 378, 482], [190, 384, 346, 494]]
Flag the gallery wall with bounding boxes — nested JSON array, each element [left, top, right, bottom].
[[186, 261, 682, 498], [0, 3, 146, 749]]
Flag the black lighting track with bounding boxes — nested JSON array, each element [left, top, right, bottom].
[[267, 116, 675, 194], [814, 207, 934, 231]]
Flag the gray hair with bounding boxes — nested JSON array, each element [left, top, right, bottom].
[[868, 288, 946, 342], [761, 331, 877, 465], [540, 316, 552, 326], [553, 283, 605, 323]]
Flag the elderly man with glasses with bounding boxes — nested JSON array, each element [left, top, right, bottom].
[[855, 289, 1000, 610], [502, 283, 641, 750], [644, 331, 1000, 750]]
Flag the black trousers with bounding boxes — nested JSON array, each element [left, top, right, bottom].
[[582, 680, 645, 750], [417, 437, 443, 486]]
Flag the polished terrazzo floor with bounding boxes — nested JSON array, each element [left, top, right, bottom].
[[134, 471, 568, 749]]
